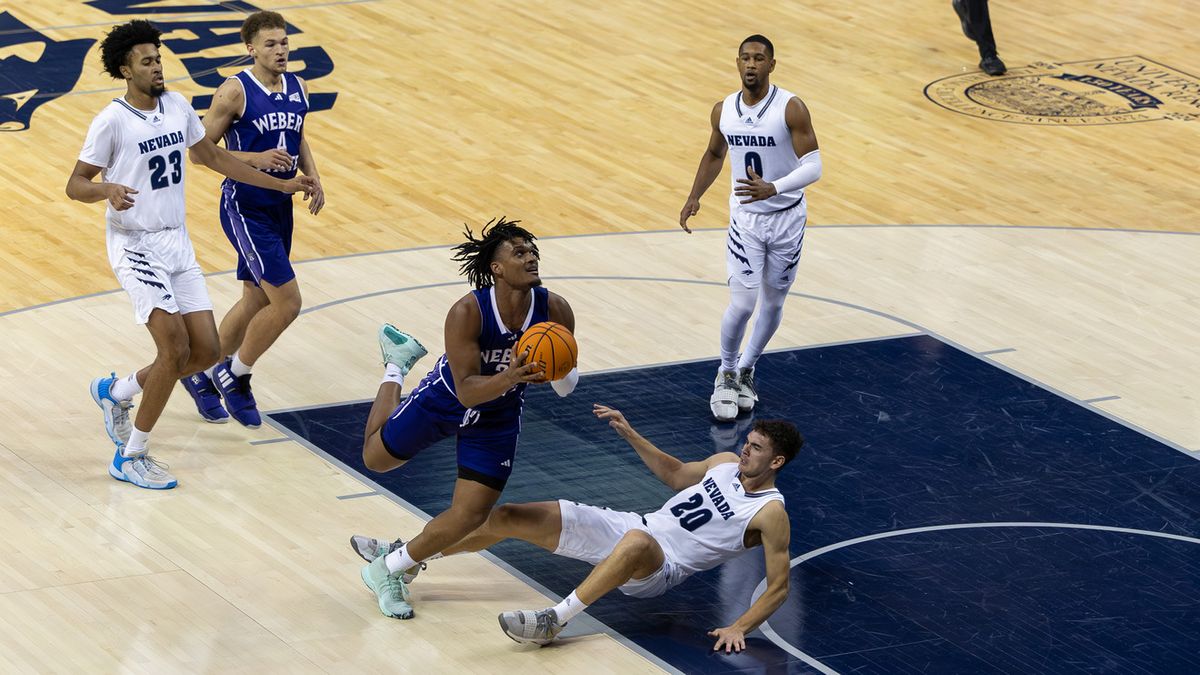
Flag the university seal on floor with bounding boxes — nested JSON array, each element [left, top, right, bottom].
[[924, 56, 1200, 125]]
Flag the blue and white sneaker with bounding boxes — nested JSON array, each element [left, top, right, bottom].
[[90, 373, 134, 449], [109, 448, 177, 490], [212, 359, 261, 428], [180, 372, 229, 423], [379, 324, 427, 375]]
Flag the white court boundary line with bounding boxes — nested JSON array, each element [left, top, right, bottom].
[[749, 522, 1200, 673]]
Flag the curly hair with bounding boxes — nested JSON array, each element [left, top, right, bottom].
[[753, 419, 804, 467], [450, 217, 538, 289], [100, 20, 162, 80]]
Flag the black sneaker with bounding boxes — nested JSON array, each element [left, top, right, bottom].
[[980, 54, 1007, 76]]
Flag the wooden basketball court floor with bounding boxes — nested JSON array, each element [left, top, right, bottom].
[[0, 1, 1197, 672]]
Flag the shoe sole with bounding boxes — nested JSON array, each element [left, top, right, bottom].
[[89, 378, 123, 448], [360, 566, 415, 620], [202, 416, 230, 424], [107, 462, 178, 490], [350, 535, 375, 563]]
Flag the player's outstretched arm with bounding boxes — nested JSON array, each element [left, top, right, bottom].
[[204, 77, 292, 171], [679, 101, 728, 233], [445, 294, 544, 408], [187, 136, 315, 197], [708, 501, 791, 653], [592, 405, 734, 489]]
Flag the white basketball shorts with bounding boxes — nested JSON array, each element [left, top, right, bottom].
[[725, 196, 807, 290], [555, 499, 689, 598], [106, 225, 212, 324]]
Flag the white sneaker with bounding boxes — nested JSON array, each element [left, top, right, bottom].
[[109, 450, 177, 490], [736, 367, 758, 413], [710, 369, 739, 422]]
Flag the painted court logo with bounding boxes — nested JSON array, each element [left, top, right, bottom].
[[924, 56, 1200, 125], [0, 12, 93, 131], [0, 2, 337, 132]]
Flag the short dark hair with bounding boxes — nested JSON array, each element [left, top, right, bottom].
[[740, 34, 775, 59], [241, 10, 287, 45], [100, 20, 161, 80], [450, 217, 539, 289], [754, 419, 803, 466]]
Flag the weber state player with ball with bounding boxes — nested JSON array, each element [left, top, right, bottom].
[[679, 34, 821, 422], [180, 11, 325, 428], [356, 218, 578, 620]]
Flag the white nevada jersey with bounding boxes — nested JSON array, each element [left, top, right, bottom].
[[643, 462, 785, 576], [79, 91, 206, 233], [719, 85, 803, 213]]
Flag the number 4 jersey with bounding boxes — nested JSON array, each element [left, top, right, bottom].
[[79, 91, 207, 232], [643, 461, 785, 577], [719, 85, 804, 214], [221, 69, 307, 206]]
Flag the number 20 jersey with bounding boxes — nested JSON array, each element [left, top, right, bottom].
[[643, 462, 785, 576], [719, 85, 803, 214]]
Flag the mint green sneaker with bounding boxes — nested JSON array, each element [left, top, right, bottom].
[[378, 324, 428, 375], [360, 555, 414, 619]]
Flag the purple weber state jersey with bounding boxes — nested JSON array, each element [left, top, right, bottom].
[[221, 69, 307, 205], [419, 286, 550, 424]]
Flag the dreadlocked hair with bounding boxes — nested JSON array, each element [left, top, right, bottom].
[[451, 217, 538, 289], [100, 20, 162, 80]]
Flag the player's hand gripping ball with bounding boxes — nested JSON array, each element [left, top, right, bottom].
[[515, 322, 577, 381]]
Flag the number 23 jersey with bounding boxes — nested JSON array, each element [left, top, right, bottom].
[[79, 91, 206, 232], [643, 461, 785, 576]]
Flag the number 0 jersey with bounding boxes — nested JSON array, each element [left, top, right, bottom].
[[78, 91, 206, 232], [221, 69, 308, 206], [719, 85, 804, 214], [643, 462, 785, 576]]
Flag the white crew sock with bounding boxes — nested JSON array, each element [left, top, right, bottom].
[[385, 544, 419, 575], [551, 591, 587, 624], [125, 426, 150, 457], [381, 363, 405, 386], [109, 372, 142, 401], [230, 352, 252, 377]]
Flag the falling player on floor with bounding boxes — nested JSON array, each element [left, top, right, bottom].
[[353, 404, 800, 652]]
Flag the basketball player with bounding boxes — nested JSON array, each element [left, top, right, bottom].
[[679, 35, 821, 422], [352, 404, 800, 653], [357, 218, 579, 620], [179, 10, 325, 428], [66, 20, 316, 488]]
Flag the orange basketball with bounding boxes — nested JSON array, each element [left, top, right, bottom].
[[515, 321, 577, 381]]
